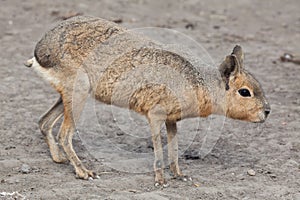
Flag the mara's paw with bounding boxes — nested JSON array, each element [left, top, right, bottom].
[[154, 181, 170, 188], [52, 153, 68, 163], [49, 144, 68, 163], [172, 174, 193, 182], [154, 169, 168, 188], [75, 167, 99, 180]]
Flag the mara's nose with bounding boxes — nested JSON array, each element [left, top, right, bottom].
[[264, 102, 271, 118], [265, 109, 271, 117]]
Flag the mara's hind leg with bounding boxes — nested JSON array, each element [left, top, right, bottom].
[[39, 97, 67, 163], [166, 121, 191, 182], [166, 121, 181, 177], [58, 91, 95, 179]]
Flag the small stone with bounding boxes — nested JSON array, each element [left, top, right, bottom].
[[116, 132, 124, 136], [95, 175, 100, 179], [128, 189, 137, 193], [194, 183, 200, 187], [183, 150, 200, 160], [185, 23, 195, 30], [112, 18, 123, 24], [270, 174, 277, 179], [247, 169, 256, 176], [182, 177, 187, 182], [20, 164, 31, 174]]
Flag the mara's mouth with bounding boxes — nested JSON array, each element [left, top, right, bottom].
[[252, 112, 267, 123], [225, 111, 267, 123], [237, 114, 266, 123], [253, 119, 265, 123]]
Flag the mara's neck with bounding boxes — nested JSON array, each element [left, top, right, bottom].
[[195, 66, 227, 117]]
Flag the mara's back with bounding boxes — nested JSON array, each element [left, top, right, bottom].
[[34, 16, 207, 88], [34, 16, 125, 69]]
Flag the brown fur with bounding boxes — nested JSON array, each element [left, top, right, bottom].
[[27, 16, 270, 185]]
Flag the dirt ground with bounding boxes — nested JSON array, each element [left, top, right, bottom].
[[0, 0, 299, 199]]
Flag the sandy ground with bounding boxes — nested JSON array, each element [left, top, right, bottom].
[[0, 0, 300, 199]]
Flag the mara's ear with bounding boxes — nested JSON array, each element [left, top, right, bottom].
[[231, 45, 244, 67], [219, 54, 242, 90]]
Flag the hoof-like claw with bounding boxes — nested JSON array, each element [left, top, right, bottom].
[[154, 182, 160, 187], [75, 168, 96, 180], [163, 182, 169, 188], [154, 181, 169, 188], [88, 174, 100, 181], [174, 175, 192, 182]]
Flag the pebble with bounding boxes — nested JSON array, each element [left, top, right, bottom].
[[194, 183, 200, 187], [20, 164, 31, 174], [185, 23, 195, 30], [247, 169, 256, 176], [270, 174, 277, 179]]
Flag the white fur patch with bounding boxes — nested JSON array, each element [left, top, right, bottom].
[[31, 57, 60, 86]]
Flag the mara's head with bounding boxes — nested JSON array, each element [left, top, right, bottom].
[[218, 45, 270, 123]]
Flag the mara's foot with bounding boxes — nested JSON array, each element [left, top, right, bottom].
[[52, 152, 68, 163], [75, 167, 98, 180], [154, 179, 169, 188]]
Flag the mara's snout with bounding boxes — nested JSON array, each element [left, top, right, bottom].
[[257, 104, 271, 123]]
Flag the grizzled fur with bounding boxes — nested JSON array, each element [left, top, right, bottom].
[[26, 16, 270, 186]]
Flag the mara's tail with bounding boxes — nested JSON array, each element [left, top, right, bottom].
[[24, 58, 34, 67]]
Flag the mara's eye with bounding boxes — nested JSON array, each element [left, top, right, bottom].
[[238, 88, 251, 97]]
